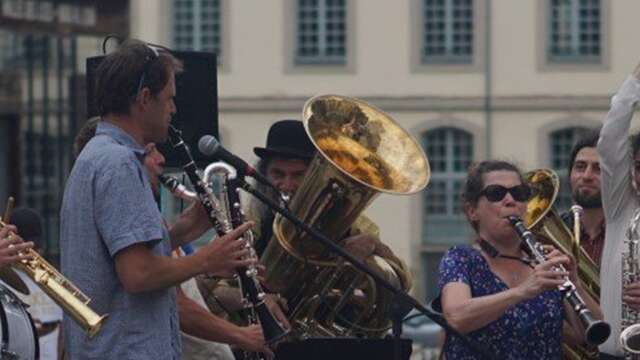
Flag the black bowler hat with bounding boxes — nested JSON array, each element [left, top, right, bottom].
[[254, 120, 316, 160]]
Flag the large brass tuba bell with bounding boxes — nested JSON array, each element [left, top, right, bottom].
[[260, 95, 430, 338], [525, 168, 600, 359]]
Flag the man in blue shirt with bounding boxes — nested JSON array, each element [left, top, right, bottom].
[[60, 39, 253, 359]]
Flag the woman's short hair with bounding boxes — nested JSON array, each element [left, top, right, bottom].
[[461, 160, 525, 230]]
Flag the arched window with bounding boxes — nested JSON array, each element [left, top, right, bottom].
[[421, 127, 473, 300], [549, 126, 590, 212]]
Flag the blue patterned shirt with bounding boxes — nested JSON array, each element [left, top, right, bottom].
[[438, 245, 563, 360], [60, 122, 181, 359]]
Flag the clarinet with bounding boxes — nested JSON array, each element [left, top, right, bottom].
[[158, 174, 198, 202], [508, 216, 611, 346], [166, 126, 289, 349], [224, 166, 291, 359]]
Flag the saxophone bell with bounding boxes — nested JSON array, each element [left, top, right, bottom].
[[621, 324, 640, 354]]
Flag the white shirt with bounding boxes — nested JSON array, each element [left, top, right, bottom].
[[175, 249, 235, 360], [597, 75, 640, 355]]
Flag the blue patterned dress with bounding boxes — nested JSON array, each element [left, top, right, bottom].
[[438, 245, 564, 360]]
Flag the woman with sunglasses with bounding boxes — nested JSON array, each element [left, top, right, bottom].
[[437, 160, 602, 359]]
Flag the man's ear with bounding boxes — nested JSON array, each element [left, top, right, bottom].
[[138, 87, 152, 106]]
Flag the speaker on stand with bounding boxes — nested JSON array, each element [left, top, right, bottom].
[[85, 50, 219, 168]]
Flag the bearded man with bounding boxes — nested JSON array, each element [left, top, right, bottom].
[[561, 129, 605, 267]]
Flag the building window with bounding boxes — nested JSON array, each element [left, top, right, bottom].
[[421, 0, 473, 64], [548, 0, 601, 63], [423, 127, 473, 219], [0, 32, 68, 71], [549, 127, 590, 212], [172, 0, 221, 58], [295, 0, 346, 65], [421, 127, 473, 300], [23, 130, 71, 263]]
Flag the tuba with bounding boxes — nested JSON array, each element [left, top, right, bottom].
[[260, 95, 430, 338], [525, 168, 602, 359]]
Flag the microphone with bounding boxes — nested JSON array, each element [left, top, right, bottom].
[[198, 135, 271, 187]]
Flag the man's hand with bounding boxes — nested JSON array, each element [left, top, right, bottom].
[[196, 222, 255, 278], [623, 281, 640, 311], [343, 234, 378, 261], [34, 319, 60, 337], [169, 202, 212, 246], [0, 225, 33, 268], [264, 293, 291, 330], [234, 324, 274, 359]]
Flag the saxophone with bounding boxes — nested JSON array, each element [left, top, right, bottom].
[[0, 218, 107, 338], [620, 208, 640, 357]]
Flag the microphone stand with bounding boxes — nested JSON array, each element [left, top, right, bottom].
[[238, 179, 493, 360]]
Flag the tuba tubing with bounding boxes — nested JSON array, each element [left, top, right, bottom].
[[260, 95, 429, 338], [0, 219, 107, 338]]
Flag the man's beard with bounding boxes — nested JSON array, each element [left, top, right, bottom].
[[573, 190, 602, 209]]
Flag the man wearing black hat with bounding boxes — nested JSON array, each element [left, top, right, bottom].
[[249, 119, 394, 260], [249, 119, 318, 257]]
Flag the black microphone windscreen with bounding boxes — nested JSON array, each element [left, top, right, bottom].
[[198, 135, 220, 157]]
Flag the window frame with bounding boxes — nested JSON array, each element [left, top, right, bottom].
[[419, 126, 475, 303], [422, 127, 473, 220], [294, 0, 347, 65], [537, 0, 610, 72], [420, 0, 474, 65], [170, 0, 226, 67], [411, 0, 486, 73], [285, 0, 355, 73], [548, 0, 601, 64]]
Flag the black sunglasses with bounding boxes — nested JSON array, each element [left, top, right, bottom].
[[479, 184, 531, 202]]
